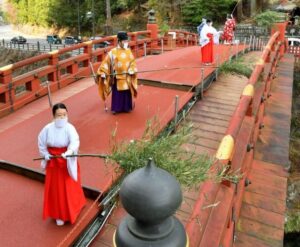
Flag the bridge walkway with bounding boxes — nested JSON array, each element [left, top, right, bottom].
[[233, 54, 294, 246], [92, 65, 250, 246], [0, 44, 245, 246]]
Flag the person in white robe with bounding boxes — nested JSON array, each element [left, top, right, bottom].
[[200, 21, 221, 46], [200, 20, 221, 64], [38, 114, 79, 181], [38, 102, 86, 226]]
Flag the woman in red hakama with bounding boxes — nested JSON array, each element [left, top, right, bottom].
[[200, 19, 216, 65], [201, 33, 214, 64], [38, 103, 86, 226]]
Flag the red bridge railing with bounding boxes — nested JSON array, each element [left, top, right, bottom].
[[0, 30, 198, 118], [185, 31, 283, 247]]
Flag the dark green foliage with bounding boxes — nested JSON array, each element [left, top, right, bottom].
[[254, 11, 286, 29], [8, 0, 107, 31], [182, 0, 236, 26], [107, 118, 241, 188], [285, 211, 300, 233], [7, 0, 236, 31], [219, 57, 253, 78]]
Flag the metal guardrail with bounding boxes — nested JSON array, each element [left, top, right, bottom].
[[0, 30, 198, 118], [0, 39, 66, 53], [286, 25, 300, 36], [235, 25, 269, 37]]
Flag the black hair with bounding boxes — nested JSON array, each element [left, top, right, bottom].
[[52, 103, 68, 116], [206, 19, 212, 23]]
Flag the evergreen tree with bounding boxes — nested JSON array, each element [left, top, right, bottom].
[[182, 0, 236, 25], [7, 0, 237, 31]]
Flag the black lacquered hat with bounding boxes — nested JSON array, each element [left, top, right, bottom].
[[117, 31, 128, 41]]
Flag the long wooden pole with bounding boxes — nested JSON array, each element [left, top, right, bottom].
[[33, 153, 108, 161]]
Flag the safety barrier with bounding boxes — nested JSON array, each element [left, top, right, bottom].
[[0, 39, 65, 53], [185, 31, 282, 247], [288, 45, 300, 57], [0, 30, 197, 118]]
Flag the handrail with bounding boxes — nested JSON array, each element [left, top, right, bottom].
[[0, 29, 197, 118], [185, 31, 283, 247]]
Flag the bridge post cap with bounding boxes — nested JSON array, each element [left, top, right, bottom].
[[265, 45, 271, 50], [242, 84, 254, 97], [148, 9, 156, 24], [120, 158, 182, 222], [0, 64, 13, 72], [216, 135, 234, 160], [256, 58, 264, 65], [115, 158, 187, 246], [48, 50, 59, 55], [84, 40, 93, 45]]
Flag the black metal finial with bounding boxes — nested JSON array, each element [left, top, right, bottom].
[[114, 158, 188, 246]]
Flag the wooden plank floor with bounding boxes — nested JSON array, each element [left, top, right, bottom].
[[234, 53, 294, 247], [254, 54, 294, 167], [184, 73, 247, 156], [234, 160, 288, 247], [91, 72, 249, 246]]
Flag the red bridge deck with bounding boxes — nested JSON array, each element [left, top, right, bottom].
[[0, 43, 292, 247], [0, 44, 244, 246]]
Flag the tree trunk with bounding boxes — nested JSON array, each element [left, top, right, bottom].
[[105, 0, 112, 35], [236, 0, 244, 21]]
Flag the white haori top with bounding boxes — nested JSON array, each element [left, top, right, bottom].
[[200, 25, 220, 46], [38, 122, 80, 181]]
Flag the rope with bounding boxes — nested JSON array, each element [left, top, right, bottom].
[[4, 44, 246, 246], [231, 0, 242, 16], [0, 65, 220, 115]]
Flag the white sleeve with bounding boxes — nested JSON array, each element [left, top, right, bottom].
[[38, 126, 50, 169], [66, 124, 80, 181], [67, 124, 80, 153], [211, 27, 220, 44], [200, 25, 210, 47], [200, 25, 208, 40]]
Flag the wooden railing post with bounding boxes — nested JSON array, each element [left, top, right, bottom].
[[84, 41, 93, 66], [48, 50, 59, 89], [0, 64, 14, 112], [147, 23, 158, 50], [271, 22, 287, 57]]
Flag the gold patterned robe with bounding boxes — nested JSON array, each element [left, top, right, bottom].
[[97, 47, 138, 101]]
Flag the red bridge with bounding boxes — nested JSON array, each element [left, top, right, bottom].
[[0, 22, 292, 247]]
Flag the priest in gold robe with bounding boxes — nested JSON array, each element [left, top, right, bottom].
[[97, 31, 138, 114]]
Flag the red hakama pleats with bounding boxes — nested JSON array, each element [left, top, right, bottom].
[[43, 147, 86, 224], [201, 33, 214, 64]]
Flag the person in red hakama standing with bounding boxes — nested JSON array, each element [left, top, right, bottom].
[[200, 19, 219, 65], [38, 103, 86, 226]]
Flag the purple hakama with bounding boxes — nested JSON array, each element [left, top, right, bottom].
[[111, 83, 133, 113]]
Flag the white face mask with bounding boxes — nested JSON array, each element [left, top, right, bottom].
[[55, 117, 68, 128], [123, 42, 129, 49]]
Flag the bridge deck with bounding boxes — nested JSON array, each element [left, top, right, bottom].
[[92, 70, 250, 246], [234, 54, 294, 247], [138, 45, 245, 87], [93, 53, 293, 247], [0, 44, 245, 246]]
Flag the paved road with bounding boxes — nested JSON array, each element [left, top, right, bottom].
[[0, 25, 79, 54], [0, 24, 46, 43]]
